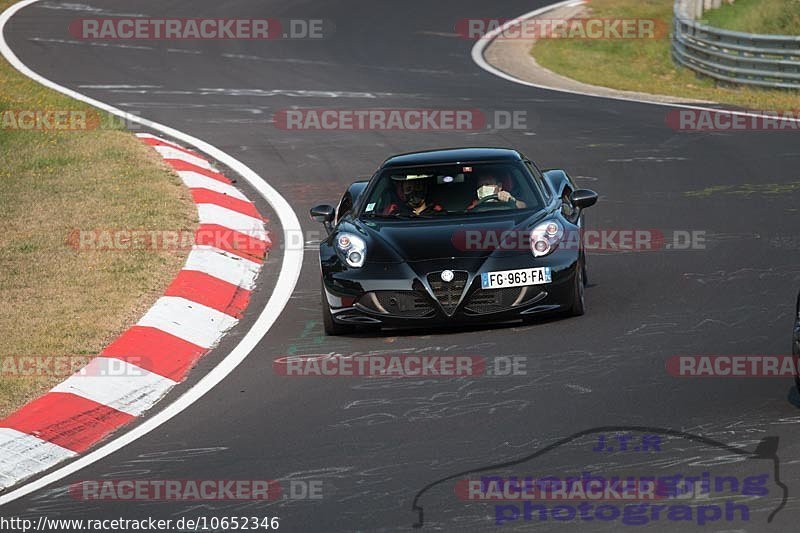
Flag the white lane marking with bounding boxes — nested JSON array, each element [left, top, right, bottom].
[[565, 383, 592, 394], [166, 48, 203, 55], [90, 87, 416, 98], [608, 156, 688, 163], [29, 37, 154, 51], [129, 87, 408, 98], [137, 297, 239, 349], [221, 53, 336, 65], [470, 0, 800, 125], [79, 84, 162, 89], [50, 359, 178, 417], [197, 88, 400, 98], [177, 171, 249, 201], [36, 1, 146, 17], [0, 429, 76, 491], [196, 203, 267, 241], [184, 246, 261, 289], [1, 0, 303, 502], [153, 145, 217, 170]]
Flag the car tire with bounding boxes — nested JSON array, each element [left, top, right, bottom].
[[568, 262, 586, 317], [321, 281, 354, 336], [582, 258, 588, 287]]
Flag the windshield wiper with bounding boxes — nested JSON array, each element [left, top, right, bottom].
[[364, 212, 434, 219], [364, 212, 409, 219]]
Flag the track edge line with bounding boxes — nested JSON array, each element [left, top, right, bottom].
[[0, 0, 303, 505]]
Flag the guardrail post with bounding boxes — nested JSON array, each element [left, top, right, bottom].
[[694, 0, 704, 19]]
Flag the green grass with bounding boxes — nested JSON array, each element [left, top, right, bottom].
[[532, 0, 800, 110], [704, 0, 800, 35], [0, 0, 196, 417]]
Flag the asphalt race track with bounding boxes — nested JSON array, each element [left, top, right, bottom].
[[3, 0, 800, 531]]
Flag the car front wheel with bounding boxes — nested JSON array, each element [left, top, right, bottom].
[[568, 261, 586, 317]]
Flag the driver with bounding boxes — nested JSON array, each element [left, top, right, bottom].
[[383, 175, 445, 216], [466, 174, 527, 210]]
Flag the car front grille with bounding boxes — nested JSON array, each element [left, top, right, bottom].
[[358, 291, 435, 318], [464, 286, 544, 315], [427, 271, 469, 315]]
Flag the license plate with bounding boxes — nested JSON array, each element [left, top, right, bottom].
[[481, 267, 552, 290]]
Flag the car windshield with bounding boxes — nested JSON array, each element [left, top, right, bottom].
[[361, 161, 545, 218]]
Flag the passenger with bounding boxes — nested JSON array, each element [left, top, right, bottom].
[[383, 175, 445, 216]]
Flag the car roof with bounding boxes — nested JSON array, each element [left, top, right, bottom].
[[381, 148, 526, 168]]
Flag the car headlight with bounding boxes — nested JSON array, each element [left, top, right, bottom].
[[336, 233, 366, 268], [530, 220, 564, 258]]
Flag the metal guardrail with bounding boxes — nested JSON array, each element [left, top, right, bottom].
[[671, 0, 800, 90]]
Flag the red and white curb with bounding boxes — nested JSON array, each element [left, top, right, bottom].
[[0, 133, 271, 490]]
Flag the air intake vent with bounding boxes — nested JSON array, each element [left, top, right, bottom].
[[464, 286, 545, 314], [359, 291, 435, 318], [427, 271, 468, 315]]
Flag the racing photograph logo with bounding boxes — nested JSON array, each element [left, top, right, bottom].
[[411, 426, 786, 529]]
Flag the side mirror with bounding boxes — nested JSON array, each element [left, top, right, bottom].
[[570, 189, 598, 210], [310, 204, 335, 223], [310, 204, 336, 235]]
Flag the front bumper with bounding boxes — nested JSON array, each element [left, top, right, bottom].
[[321, 250, 580, 328]]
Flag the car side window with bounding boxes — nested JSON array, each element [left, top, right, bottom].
[[336, 192, 353, 224], [361, 177, 393, 216], [525, 161, 552, 202]]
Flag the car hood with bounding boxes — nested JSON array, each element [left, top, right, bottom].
[[349, 211, 547, 263]]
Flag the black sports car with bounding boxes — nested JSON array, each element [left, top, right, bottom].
[[310, 148, 598, 335]]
